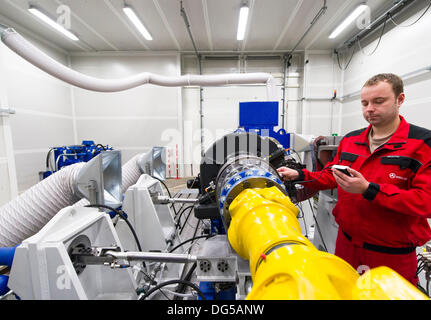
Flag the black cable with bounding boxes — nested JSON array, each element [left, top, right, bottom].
[[0, 266, 10, 275], [84, 204, 142, 252], [336, 42, 356, 71], [179, 206, 195, 235], [138, 279, 206, 300], [136, 281, 171, 300], [151, 175, 178, 216], [417, 283, 428, 295], [151, 175, 172, 198], [297, 202, 309, 239], [134, 269, 173, 300], [290, 149, 303, 163], [308, 198, 328, 252], [388, 1, 431, 27], [167, 220, 205, 300], [189, 220, 201, 252], [175, 205, 194, 228], [174, 262, 198, 300], [95, 144, 107, 151], [427, 279, 430, 297], [181, 209, 201, 233], [169, 234, 216, 253], [292, 166, 334, 185], [357, 13, 388, 57], [416, 263, 425, 276], [169, 191, 183, 217], [338, 11, 392, 70], [189, 175, 199, 189]]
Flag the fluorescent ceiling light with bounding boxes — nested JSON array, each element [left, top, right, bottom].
[[123, 6, 152, 40], [237, 5, 249, 41], [28, 6, 79, 41], [329, 4, 368, 39]]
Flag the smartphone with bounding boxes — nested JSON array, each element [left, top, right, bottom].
[[332, 165, 352, 177]]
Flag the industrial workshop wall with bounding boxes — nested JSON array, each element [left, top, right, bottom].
[[301, 50, 342, 136], [0, 41, 14, 205], [69, 52, 183, 178], [339, 2, 431, 134], [0, 27, 76, 204], [181, 54, 303, 176], [0, 84, 15, 206]]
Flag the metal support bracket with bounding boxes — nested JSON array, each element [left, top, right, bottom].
[[0, 108, 16, 115]]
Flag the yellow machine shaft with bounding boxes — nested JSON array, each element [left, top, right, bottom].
[[227, 187, 428, 300]]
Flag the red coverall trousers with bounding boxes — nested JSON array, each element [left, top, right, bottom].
[[335, 229, 418, 286]]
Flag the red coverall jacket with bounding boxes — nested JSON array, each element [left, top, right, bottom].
[[297, 116, 431, 249]]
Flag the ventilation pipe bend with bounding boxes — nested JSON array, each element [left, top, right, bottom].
[[1, 28, 275, 98]]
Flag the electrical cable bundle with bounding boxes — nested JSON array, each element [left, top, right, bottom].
[[84, 204, 142, 252], [336, 1, 431, 70]]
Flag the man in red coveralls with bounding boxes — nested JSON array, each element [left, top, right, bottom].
[[277, 73, 431, 286]]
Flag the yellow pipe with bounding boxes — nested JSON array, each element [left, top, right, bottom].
[[228, 187, 428, 300]]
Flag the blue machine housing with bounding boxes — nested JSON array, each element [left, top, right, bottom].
[[218, 168, 283, 213], [200, 104, 289, 299], [238, 101, 290, 150], [198, 281, 236, 300], [41, 140, 113, 179]]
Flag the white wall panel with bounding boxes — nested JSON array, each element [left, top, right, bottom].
[[6, 76, 72, 116], [340, 98, 368, 135], [401, 76, 431, 128], [76, 118, 179, 148], [10, 114, 75, 150], [71, 53, 182, 176], [3, 41, 71, 116], [0, 31, 75, 194], [71, 55, 180, 118], [0, 162, 11, 206], [340, 5, 431, 133], [0, 117, 6, 159], [182, 87, 200, 176], [14, 152, 45, 193], [286, 73, 302, 133], [73, 85, 179, 117], [302, 51, 340, 136]]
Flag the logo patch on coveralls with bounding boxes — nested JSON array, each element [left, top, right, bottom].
[[389, 173, 407, 181]]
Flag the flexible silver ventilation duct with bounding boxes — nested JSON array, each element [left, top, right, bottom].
[[0, 153, 145, 247]]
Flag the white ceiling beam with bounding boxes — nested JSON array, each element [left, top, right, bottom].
[[181, 0, 201, 53], [5, 0, 91, 52], [54, 0, 120, 51], [304, 0, 357, 50], [102, 0, 150, 50], [241, 0, 255, 52], [202, 0, 213, 51], [152, 0, 181, 51], [273, 0, 304, 51]]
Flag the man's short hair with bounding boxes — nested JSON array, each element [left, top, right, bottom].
[[363, 73, 404, 97]]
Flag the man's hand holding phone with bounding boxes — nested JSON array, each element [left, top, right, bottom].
[[332, 165, 370, 194]]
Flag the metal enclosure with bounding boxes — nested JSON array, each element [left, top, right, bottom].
[[8, 207, 137, 300]]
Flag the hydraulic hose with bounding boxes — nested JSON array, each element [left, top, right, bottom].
[[0, 275, 9, 296], [0, 246, 17, 267]]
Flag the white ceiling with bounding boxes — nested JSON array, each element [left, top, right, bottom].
[[0, 0, 399, 54]]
